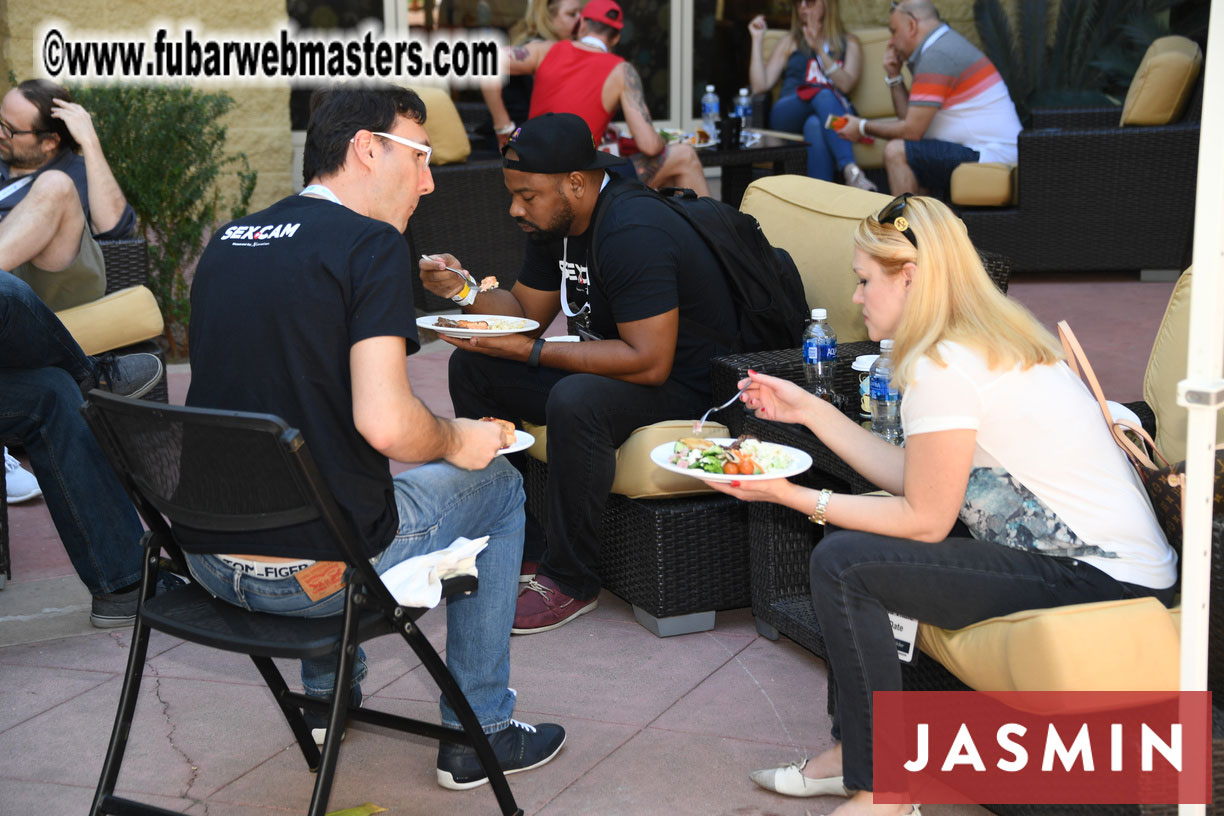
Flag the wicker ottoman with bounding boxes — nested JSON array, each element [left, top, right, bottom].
[[524, 455, 750, 637]]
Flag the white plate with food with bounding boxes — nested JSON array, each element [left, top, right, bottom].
[[650, 437, 812, 483], [417, 315, 540, 338], [660, 127, 715, 149], [498, 430, 535, 456]]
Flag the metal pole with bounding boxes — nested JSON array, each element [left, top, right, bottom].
[[1179, 3, 1224, 815]]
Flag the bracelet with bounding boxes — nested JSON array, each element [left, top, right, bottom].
[[527, 337, 545, 368], [452, 283, 477, 306], [884, 73, 904, 87], [494, 121, 516, 135], [858, 117, 868, 138], [808, 488, 833, 526]]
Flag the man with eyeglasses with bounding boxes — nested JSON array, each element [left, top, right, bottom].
[[184, 85, 567, 790], [1, 78, 166, 628], [0, 79, 134, 311], [832, 0, 1021, 200]]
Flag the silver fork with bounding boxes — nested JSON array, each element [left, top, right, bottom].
[[693, 385, 750, 435], [421, 254, 479, 289]]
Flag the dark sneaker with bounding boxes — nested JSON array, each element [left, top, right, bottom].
[[511, 576, 598, 634], [94, 352, 164, 399], [436, 719, 566, 790], [90, 572, 188, 628], [519, 559, 539, 584], [303, 686, 363, 747]]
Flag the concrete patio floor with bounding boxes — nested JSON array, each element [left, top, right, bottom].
[[0, 269, 1177, 815]]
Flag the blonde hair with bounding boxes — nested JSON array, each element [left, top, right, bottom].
[[853, 196, 1062, 391], [791, 0, 848, 61], [511, 0, 579, 45]]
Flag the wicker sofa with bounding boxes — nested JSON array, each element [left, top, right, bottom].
[[0, 238, 166, 589], [954, 36, 1203, 273]]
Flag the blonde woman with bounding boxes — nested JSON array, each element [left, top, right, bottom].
[[484, 0, 584, 148], [748, 0, 874, 190], [712, 195, 1176, 814]]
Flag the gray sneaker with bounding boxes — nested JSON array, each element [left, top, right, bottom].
[[90, 572, 187, 628], [843, 163, 878, 192], [94, 352, 164, 399]]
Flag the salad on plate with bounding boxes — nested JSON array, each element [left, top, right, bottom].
[[670, 435, 794, 476]]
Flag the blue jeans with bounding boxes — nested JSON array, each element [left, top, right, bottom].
[[770, 90, 857, 182], [184, 457, 525, 734], [0, 270, 142, 595], [809, 523, 1176, 792]]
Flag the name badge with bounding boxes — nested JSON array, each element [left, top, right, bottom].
[[889, 612, 919, 663]]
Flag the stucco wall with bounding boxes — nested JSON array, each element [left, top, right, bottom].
[[841, 0, 1019, 48], [2, 0, 293, 209]]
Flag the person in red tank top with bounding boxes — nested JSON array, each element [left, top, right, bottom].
[[489, 0, 711, 197]]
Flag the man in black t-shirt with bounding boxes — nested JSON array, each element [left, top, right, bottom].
[[421, 112, 737, 635], [185, 87, 565, 791]]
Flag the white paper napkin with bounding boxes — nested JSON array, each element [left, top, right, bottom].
[[379, 535, 490, 608]]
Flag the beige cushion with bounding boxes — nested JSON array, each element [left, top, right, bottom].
[[850, 27, 900, 120], [741, 175, 892, 342], [522, 419, 730, 499], [950, 162, 1017, 207], [415, 86, 472, 166], [919, 597, 1181, 693], [55, 285, 164, 356], [1120, 36, 1202, 127], [1142, 268, 1224, 462], [850, 117, 894, 170]]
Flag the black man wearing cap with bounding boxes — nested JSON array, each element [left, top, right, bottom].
[[420, 112, 738, 635]]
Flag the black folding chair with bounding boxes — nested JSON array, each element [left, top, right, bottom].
[[82, 390, 522, 816]]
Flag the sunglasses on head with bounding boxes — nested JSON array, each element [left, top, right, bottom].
[[877, 193, 917, 248]]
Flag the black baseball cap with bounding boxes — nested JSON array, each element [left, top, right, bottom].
[[502, 113, 625, 174]]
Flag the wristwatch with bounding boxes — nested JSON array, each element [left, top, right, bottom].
[[808, 488, 833, 526], [527, 337, 545, 368], [884, 73, 905, 87]]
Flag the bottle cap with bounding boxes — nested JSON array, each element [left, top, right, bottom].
[[705, 84, 715, 92], [811, 308, 827, 319], [739, 87, 749, 95], [880, 339, 894, 350]]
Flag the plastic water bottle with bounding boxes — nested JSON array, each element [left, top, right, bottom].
[[701, 84, 720, 137], [870, 339, 903, 444], [802, 308, 837, 402], [733, 87, 752, 122]]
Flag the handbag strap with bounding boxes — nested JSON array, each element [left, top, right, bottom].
[[1057, 320, 1167, 472]]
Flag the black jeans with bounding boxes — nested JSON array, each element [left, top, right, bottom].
[[809, 523, 1176, 792], [449, 349, 708, 600]]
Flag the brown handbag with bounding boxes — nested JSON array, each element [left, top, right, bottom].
[[1057, 321, 1224, 548]]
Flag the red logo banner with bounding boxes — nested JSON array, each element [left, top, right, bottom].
[[873, 691, 1212, 805]]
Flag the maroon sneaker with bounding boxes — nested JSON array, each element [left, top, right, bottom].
[[512, 576, 598, 634], [520, 559, 539, 584]]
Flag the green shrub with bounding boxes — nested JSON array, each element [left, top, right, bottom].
[[974, 0, 1208, 125], [69, 85, 257, 354]]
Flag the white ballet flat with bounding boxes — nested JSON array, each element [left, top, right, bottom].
[[748, 758, 851, 797]]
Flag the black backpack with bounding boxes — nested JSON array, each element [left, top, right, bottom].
[[588, 181, 807, 353]]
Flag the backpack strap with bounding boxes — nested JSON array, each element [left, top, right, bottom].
[[587, 182, 742, 351]]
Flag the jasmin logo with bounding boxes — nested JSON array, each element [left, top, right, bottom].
[[873, 691, 1212, 805]]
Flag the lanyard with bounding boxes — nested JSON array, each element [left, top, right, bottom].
[[0, 174, 34, 205], [910, 23, 950, 68], [299, 183, 343, 206], [558, 174, 611, 319]]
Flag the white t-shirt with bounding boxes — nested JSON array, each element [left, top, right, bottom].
[[902, 341, 1177, 589]]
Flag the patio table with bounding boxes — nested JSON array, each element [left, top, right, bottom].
[[696, 132, 808, 208]]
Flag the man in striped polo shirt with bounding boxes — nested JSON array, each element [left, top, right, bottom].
[[835, 0, 1021, 199]]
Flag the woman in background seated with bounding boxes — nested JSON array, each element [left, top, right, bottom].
[[748, 0, 875, 191], [711, 195, 1176, 815], [483, 0, 584, 150]]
